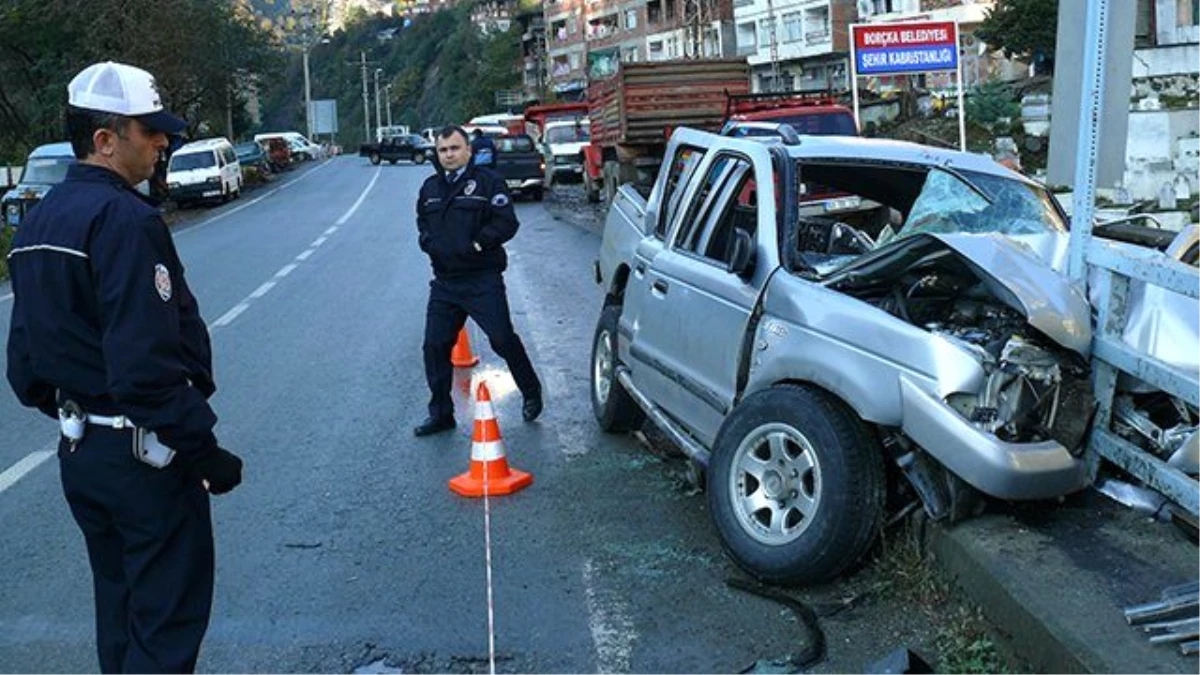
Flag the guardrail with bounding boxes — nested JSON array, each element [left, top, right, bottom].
[[1086, 239, 1200, 516]]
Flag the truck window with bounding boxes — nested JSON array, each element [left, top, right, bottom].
[[675, 155, 754, 265], [657, 145, 706, 240]]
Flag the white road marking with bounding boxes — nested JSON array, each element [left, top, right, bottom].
[[311, 236, 327, 247], [0, 449, 54, 495], [0, 159, 371, 494], [212, 302, 250, 327], [483, 467, 498, 675], [176, 159, 332, 237], [249, 281, 276, 299], [582, 559, 637, 673], [336, 167, 381, 225]]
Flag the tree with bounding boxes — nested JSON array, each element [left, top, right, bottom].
[[975, 0, 1058, 75]]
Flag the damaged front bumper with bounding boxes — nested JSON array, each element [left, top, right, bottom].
[[899, 377, 1090, 500]]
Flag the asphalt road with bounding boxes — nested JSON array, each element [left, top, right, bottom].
[[0, 158, 963, 673]]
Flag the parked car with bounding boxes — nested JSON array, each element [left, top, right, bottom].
[[358, 134, 434, 165], [591, 128, 1192, 585], [542, 118, 589, 187], [255, 132, 322, 162], [3, 142, 74, 228], [493, 134, 544, 201], [235, 141, 268, 169], [167, 137, 241, 206]]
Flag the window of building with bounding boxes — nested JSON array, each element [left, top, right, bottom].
[[625, 8, 638, 30], [648, 39, 664, 60], [782, 12, 802, 43]]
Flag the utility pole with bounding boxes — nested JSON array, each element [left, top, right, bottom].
[[765, 0, 780, 91], [360, 52, 370, 143], [303, 48, 313, 140], [374, 68, 383, 138], [385, 84, 393, 127]]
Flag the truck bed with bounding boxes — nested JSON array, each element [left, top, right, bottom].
[[588, 59, 750, 147]]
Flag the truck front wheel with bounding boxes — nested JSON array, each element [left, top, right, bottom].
[[583, 169, 601, 203], [708, 385, 885, 585], [591, 305, 645, 432], [369, 152, 381, 165]]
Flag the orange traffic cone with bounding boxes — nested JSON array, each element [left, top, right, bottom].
[[450, 326, 479, 368], [449, 382, 533, 497]]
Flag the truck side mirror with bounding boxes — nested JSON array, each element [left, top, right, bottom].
[[728, 228, 756, 278]]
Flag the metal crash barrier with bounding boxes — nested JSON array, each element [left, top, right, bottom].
[[1067, 0, 1200, 519]]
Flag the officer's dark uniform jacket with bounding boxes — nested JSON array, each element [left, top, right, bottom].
[[416, 163, 518, 278], [6, 163, 218, 459]]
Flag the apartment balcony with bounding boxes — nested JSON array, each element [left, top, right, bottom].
[[736, 44, 758, 56], [805, 28, 831, 45]]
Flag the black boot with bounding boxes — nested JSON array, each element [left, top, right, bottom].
[[413, 416, 455, 437]]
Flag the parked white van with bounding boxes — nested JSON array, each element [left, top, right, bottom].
[[167, 138, 241, 206]]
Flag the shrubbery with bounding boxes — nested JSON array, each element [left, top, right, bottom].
[[1, 225, 13, 281]]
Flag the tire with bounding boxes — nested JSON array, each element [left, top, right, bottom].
[[530, 187, 544, 202], [583, 168, 601, 203], [389, 159, 398, 165], [413, 152, 426, 164], [369, 152, 381, 166], [590, 304, 645, 432], [707, 384, 885, 585]]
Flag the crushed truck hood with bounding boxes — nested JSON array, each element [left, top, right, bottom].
[[824, 232, 1093, 356]]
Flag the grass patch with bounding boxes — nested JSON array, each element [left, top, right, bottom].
[[869, 518, 1019, 674], [0, 224, 12, 281]]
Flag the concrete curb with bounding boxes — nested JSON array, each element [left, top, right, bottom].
[[926, 498, 1196, 674]]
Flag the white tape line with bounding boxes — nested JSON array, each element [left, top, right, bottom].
[[324, 226, 338, 235], [296, 249, 314, 261], [483, 477, 497, 675], [275, 264, 298, 279], [249, 281, 276, 299], [335, 167, 381, 225], [0, 450, 54, 494], [212, 302, 249, 328], [582, 559, 636, 673], [312, 236, 327, 247]]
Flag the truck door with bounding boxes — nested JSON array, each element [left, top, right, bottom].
[[630, 149, 773, 445], [621, 144, 708, 404]]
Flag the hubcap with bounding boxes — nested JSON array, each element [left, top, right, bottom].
[[728, 422, 822, 545], [593, 328, 613, 406]]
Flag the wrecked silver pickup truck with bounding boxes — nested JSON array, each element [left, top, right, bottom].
[[590, 128, 1199, 585]]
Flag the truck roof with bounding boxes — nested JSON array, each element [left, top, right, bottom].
[[30, 142, 74, 159]]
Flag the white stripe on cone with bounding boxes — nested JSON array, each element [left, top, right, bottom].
[[472, 440, 507, 462]]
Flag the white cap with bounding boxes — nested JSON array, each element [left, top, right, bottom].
[[67, 61, 186, 134]]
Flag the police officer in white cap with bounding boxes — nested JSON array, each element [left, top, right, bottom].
[[5, 61, 243, 673]]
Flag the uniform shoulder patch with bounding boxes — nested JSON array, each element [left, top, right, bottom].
[[154, 263, 172, 302], [491, 193, 510, 208]]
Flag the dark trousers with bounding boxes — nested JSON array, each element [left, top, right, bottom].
[[424, 273, 541, 419], [58, 427, 215, 674]]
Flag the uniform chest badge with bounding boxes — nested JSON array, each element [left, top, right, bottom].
[[464, 179, 477, 196], [154, 263, 173, 302]]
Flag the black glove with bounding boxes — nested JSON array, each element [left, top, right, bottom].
[[191, 447, 243, 495]]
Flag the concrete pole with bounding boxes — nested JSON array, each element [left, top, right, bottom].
[[374, 69, 382, 139], [385, 84, 393, 127], [303, 48, 313, 140], [361, 52, 370, 143]]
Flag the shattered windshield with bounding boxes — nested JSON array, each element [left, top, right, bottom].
[[893, 168, 1067, 242]]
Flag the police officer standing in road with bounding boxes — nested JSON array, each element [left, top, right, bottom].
[[470, 128, 497, 168], [5, 61, 243, 673], [413, 125, 542, 436]]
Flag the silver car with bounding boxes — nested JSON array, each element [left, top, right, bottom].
[[592, 129, 1198, 584]]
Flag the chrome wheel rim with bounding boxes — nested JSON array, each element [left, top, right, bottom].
[[593, 328, 613, 406], [728, 422, 822, 545]]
